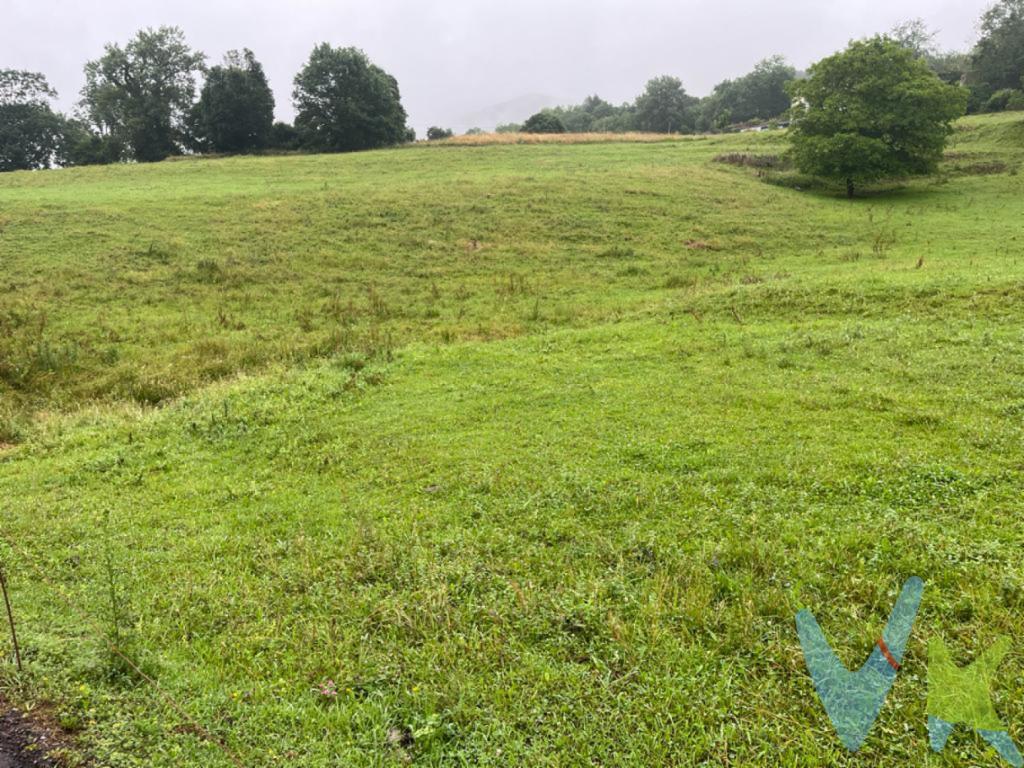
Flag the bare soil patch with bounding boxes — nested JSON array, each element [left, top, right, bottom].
[[0, 699, 77, 768]]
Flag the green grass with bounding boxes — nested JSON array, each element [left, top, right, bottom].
[[1, 113, 1024, 766]]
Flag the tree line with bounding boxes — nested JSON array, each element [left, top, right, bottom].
[[1, 28, 410, 172], [486, 56, 797, 137], [2, 0, 1024, 171], [456, 2, 1024, 137]]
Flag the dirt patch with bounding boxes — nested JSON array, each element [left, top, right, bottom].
[[685, 240, 718, 251], [0, 700, 77, 767], [713, 152, 785, 169]]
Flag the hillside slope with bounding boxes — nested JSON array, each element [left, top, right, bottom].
[[1, 115, 1020, 439], [1, 114, 1024, 766]]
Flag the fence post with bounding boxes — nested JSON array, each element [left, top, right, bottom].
[[0, 562, 22, 673]]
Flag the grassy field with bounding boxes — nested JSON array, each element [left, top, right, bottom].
[[1, 113, 1024, 766]]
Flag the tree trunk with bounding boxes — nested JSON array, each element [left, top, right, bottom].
[[846, 178, 855, 199]]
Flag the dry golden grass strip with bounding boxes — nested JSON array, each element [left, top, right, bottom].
[[422, 131, 707, 146]]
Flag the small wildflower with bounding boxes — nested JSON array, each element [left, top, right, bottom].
[[319, 679, 338, 698]]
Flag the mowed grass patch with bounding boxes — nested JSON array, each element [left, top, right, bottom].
[[3, 311, 1024, 766]]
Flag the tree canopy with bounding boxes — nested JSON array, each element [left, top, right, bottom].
[[426, 126, 454, 140], [634, 76, 698, 133], [889, 18, 939, 59], [522, 111, 566, 133], [972, 0, 1024, 94], [700, 56, 796, 130], [0, 70, 71, 171], [190, 49, 275, 153], [789, 37, 968, 197], [528, 96, 631, 134], [293, 45, 408, 153], [80, 26, 206, 162]]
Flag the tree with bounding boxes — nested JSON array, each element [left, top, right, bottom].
[[63, 122, 124, 165], [0, 70, 71, 171], [544, 96, 635, 133], [522, 111, 566, 133], [972, 0, 1024, 94], [268, 121, 300, 151], [890, 19, 972, 91], [735, 57, 797, 121], [581, 94, 617, 120], [548, 104, 594, 132], [890, 19, 939, 59], [190, 49, 274, 153], [985, 87, 1024, 111], [551, 96, 602, 132], [928, 51, 971, 86], [592, 107, 636, 133], [789, 37, 968, 198], [700, 57, 797, 129], [634, 76, 698, 133], [80, 27, 205, 162], [293, 45, 408, 153], [426, 126, 453, 140], [495, 123, 521, 133]]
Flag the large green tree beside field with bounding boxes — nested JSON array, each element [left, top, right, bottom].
[[189, 49, 275, 153], [80, 27, 206, 162], [789, 38, 968, 197], [293, 45, 408, 152]]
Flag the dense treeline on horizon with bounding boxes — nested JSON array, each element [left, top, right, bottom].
[[2, 0, 1024, 171], [497, 12, 1024, 137]]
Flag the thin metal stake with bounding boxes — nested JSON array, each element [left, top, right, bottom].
[[0, 563, 22, 672]]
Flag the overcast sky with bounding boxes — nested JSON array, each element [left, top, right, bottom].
[[3, 0, 990, 133]]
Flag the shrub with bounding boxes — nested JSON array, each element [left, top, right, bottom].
[[66, 128, 124, 165], [714, 153, 785, 169], [522, 112, 566, 134], [987, 89, 1024, 112], [426, 126, 454, 140], [268, 122, 300, 151], [985, 89, 1021, 112]]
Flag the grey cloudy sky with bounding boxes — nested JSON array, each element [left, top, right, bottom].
[[3, 0, 990, 133]]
